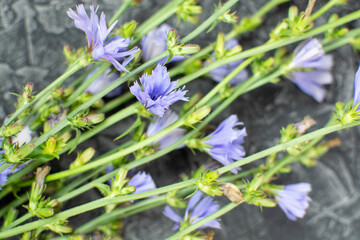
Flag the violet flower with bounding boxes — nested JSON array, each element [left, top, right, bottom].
[[275, 183, 312, 221], [128, 171, 157, 194], [209, 39, 248, 85], [353, 63, 360, 111], [163, 191, 221, 230], [287, 38, 333, 102], [67, 4, 139, 72], [130, 64, 188, 117], [146, 111, 186, 149], [141, 23, 185, 64], [85, 66, 121, 97], [203, 115, 246, 174]]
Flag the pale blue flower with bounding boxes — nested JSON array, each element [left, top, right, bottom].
[[203, 115, 246, 174], [141, 24, 185, 64], [130, 64, 188, 117], [353, 63, 360, 111], [163, 191, 221, 230], [67, 4, 139, 72], [275, 183, 311, 221], [146, 111, 186, 149], [85, 66, 121, 97], [288, 38, 333, 102], [128, 171, 156, 194], [209, 39, 248, 85]]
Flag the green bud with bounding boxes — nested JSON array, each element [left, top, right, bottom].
[[172, 44, 200, 56], [248, 173, 264, 192], [46, 220, 72, 234], [195, 170, 223, 197], [214, 33, 225, 59], [120, 185, 136, 195], [166, 29, 178, 49], [44, 137, 57, 155], [184, 106, 211, 126], [118, 20, 138, 38], [21, 232, 31, 240], [70, 147, 95, 169], [2, 123, 24, 137], [234, 16, 262, 34], [113, 168, 129, 189], [11, 143, 35, 163], [37, 207, 55, 218], [176, 0, 202, 24], [87, 113, 105, 125], [251, 198, 276, 208]]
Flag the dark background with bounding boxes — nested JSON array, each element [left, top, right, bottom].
[[1, 0, 360, 239]]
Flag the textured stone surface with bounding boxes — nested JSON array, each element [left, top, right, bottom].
[[1, 0, 360, 239]]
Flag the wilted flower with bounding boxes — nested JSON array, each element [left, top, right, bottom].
[[353, 63, 360, 111], [12, 126, 32, 147], [85, 66, 121, 97], [146, 111, 186, 149], [130, 64, 188, 117], [128, 171, 157, 194], [209, 39, 248, 85], [67, 4, 139, 72], [275, 183, 311, 221], [141, 24, 185, 64], [163, 191, 221, 230], [203, 115, 246, 174], [287, 38, 333, 102]]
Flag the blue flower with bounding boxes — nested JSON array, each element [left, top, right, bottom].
[[353, 63, 360, 111], [128, 171, 157, 194], [275, 183, 311, 221], [203, 115, 246, 174], [208, 39, 248, 85], [130, 64, 188, 117], [141, 24, 185, 64], [287, 38, 333, 102], [85, 66, 121, 97], [146, 111, 186, 149], [67, 4, 139, 72], [163, 191, 221, 230]]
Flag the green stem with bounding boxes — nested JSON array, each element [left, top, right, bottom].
[[310, 0, 344, 22], [131, 0, 186, 44], [253, 0, 289, 19], [64, 63, 110, 107], [166, 202, 242, 240], [1, 213, 31, 232], [217, 122, 359, 175], [0, 59, 85, 131], [109, 0, 134, 25], [98, 92, 134, 113], [0, 194, 27, 218]]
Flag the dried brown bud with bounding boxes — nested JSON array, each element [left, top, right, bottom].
[[221, 183, 244, 203], [295, 116, 316, 135]]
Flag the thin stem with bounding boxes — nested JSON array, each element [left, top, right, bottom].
[[98, 92, 134, 113], [1, 213, 31, 231], [0, 59, 85, 131], [166, 202, 242, 240], [0, 194, 27, 218], [310, 0, 345, 22], [108, 0, 133, 25], [253, 0, 290, 19], [64, 63, 110, 107]]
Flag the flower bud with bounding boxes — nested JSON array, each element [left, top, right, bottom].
[[172, 44, 200, 56], [176, 0, 202, 24], [37, 207, 55, 218], [251, 198, 276, 208], [118, 20, 138, 38], [47, 220, 72, 234], [180, 93, 202, 116], [112, 168, 129, 190], [44, 137, 57, 155], [247, 173, 264, 192], [166, 29, 178, 49], [11, 143, 35, 163], [70, 147, 95, 169], [86, 113, 105, 125], [120, 185, 136, 195], [214, 33, 225, 59], [184, 106, 211, 126], [2, 123, 24, 137]]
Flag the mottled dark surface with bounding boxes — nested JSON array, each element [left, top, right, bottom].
[[1, 0, 360, 239]]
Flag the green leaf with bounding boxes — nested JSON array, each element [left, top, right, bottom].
[[92, 183, 111, 197]]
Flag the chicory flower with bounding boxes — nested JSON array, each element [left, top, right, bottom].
[[203, 115, 246, 174], [67, 4, 139, 72], [209, 39, 248, 85], [141, 23, 185, 64], [287, 38, 333, 102], [130, 64, 188, 117], [275, 183, 312, 221], [146, 111, 186, 149], [128, 171, 157, 194], [163, 191, 221, 230], [85, 67, 121, 97]]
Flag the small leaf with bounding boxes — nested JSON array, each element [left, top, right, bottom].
[[92, 183, 111, 197]]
